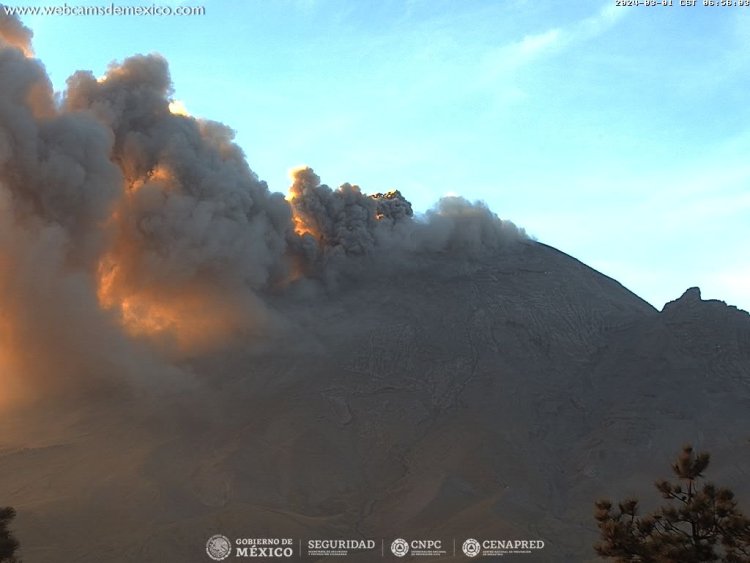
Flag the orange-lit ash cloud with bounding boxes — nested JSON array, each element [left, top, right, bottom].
[[96, 255, 265, 355], [0, 8, 523, 403], [167, 99, 190, 117], [285, 168, 320, 239], [0, 8, 33, 57], [91, 155, 273, 354], [61, 54, 294, 355]]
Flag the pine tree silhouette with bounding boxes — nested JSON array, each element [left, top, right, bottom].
[[594, 445, 750, 562], [0, 506, 20, 563]]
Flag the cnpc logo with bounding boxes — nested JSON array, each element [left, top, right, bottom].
[[390, 538, 443, 557]]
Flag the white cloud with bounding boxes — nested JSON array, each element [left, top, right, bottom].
[[484, 2, 626, 71], [575, 3, 627, 41], [478, 2, 628, 100], [481, 28, 562, 79]]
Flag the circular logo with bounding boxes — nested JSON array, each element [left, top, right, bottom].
[[206, 534, 232, 561], [462, 538, 481, 558], [391, 538, 409, 557]]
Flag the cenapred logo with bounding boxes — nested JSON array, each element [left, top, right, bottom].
[[462, 538, 481, 558], [462, 537, 545, 558], [391, 538, 410, 557], [206, 534, 232, 561]]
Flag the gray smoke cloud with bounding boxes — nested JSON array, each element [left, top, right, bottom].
[[288, 167, 383, 256], [0, 16, 187, 405], [416, 195, 525, 253], [64, 54, 292, 290], [288, 166, 524, 261], [0, 11, 525, 403], [371, 189, 414, 222]]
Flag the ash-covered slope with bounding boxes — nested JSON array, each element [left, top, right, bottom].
[[2, 239, 748, 563]]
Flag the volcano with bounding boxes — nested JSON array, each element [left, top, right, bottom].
[[1, 238, 749, 562], [1, 9, 749, 562]]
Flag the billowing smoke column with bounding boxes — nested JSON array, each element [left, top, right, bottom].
[[287, 166, 414, 256], [63, 54, 295, 350], [0, 13, 135, 405], [286, 166, 520, 259], [0, 10, 524, 404]]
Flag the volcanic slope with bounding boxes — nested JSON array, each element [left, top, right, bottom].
[[1, 239, 749, 562]]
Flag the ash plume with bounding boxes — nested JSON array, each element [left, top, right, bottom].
[[416, 195, 525, 253], [0, 11, 525, 403], [287, 166, 384, 256], [371, 189, 414, 222], [64, 54, 292, 289], [287, 166, 523, 260]]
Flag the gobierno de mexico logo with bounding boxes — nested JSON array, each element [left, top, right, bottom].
[[206, 534, 232, 561]]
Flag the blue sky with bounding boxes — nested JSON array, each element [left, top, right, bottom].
[[16, 0, 750, 311]]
